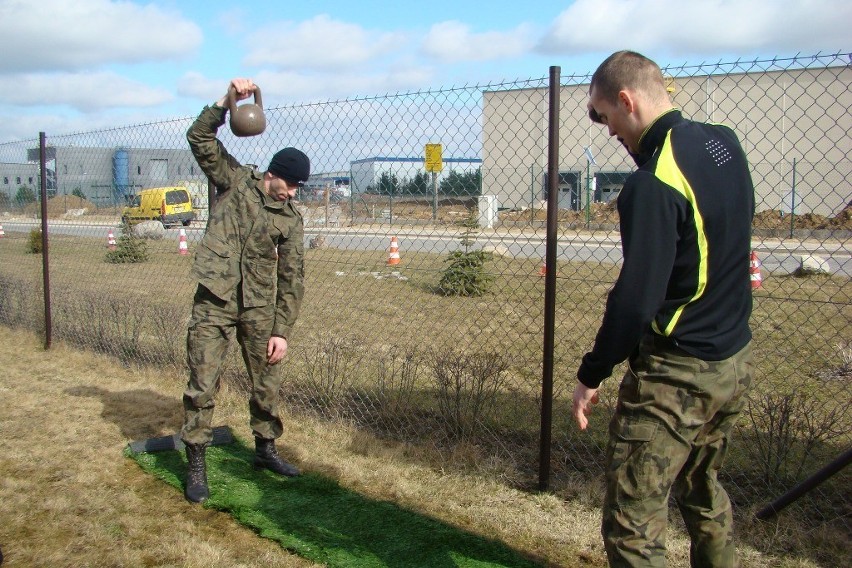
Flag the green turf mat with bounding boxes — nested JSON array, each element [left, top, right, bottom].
[[126, 438, 542, 568]]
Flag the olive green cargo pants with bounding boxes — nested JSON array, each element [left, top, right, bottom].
[[181, 284, 286, 445], [603, 335, 753, 568]]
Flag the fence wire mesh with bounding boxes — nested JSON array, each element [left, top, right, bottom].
[[0, 53, 849, 549]]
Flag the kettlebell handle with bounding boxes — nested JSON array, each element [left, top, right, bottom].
[[227, 84, 263, 112]]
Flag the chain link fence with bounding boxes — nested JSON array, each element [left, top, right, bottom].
[[1, 52, 849, 556]]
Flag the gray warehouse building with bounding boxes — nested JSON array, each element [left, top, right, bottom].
[[0, 145, 207, 208], [1, 161, 45, 198]]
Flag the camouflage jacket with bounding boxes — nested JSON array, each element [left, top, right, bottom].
[[187, 104, 305, 339]]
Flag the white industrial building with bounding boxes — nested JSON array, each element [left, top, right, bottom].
[[482, 65, 852, 216]]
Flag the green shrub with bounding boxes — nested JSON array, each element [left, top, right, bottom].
[[105, 223, 149, 264], [27, 228, 43, 254], [16, 185, 36, 206]]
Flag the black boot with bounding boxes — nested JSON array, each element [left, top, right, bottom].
[[254, 437, 300, 477], [184, 443, 209, 503]]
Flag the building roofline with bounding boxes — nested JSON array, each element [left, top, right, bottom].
[[350, 156, 482, 165]]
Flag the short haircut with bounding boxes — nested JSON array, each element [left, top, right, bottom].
[[589, 50, 667, 104]]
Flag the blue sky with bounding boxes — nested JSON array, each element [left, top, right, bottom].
[[0, 0, 848, 143]]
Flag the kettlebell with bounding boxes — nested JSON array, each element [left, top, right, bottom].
[[228, 85, 266, 137]]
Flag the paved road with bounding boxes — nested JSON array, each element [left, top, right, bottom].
[[2, 219, 850, 277]]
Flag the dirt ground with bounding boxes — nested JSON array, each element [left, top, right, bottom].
[[752, 206, 852, 230], [21, 194, 104, 219], [502, 201, 852, 230]]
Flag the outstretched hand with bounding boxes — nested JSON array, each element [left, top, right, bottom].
[[572, 382, 600, 430]]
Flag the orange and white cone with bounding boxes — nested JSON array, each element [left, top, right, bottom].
[[107, 230, 116, 250], [387, 236, 401, 265], [538, 260, 547, 277], [0, 224, 5, 238], [750, 251, 763, 289], [178, 228, 189, 255]]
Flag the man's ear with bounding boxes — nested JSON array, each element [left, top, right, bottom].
[[617, 90, 636, 114]]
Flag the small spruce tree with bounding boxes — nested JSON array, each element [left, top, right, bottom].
[[437, 207, 494, 296], [106, 222, 149, 264]]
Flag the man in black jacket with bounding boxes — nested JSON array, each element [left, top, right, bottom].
[[573, 51, 755, 567]]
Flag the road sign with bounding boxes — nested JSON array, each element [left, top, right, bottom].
[[425, 143, 443, 172]]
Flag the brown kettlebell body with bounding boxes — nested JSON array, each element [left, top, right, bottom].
[[228, 85, 266, 137]]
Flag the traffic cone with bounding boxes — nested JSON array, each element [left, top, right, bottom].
[[387, 236, 401, 265], [107, 230, 116, 250], [538, 260, 547, 277], [0, 224, 5, 238], [750, 251, 763, 289], [178, 228, 189, 255]]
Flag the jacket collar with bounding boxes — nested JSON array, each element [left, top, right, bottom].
[[631, 109, 683, 166]]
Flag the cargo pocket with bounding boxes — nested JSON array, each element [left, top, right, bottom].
[[608, 416, 662, 502], [247, 257, 276, 288], [242, 257, 276, 307]]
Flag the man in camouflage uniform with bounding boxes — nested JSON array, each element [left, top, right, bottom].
[[181, 78, 308, 503], [572, 52, 755, 566]]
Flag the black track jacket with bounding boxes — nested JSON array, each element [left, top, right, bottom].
[[577, 109, 755, 389]]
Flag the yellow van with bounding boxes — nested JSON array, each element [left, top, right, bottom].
[[122, 186, 195, 227]]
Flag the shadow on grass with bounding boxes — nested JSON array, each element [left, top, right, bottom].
[[128, 438, 544, 568]]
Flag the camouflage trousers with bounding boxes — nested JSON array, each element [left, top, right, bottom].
[[603, 335, 753, 568], [181, 284, 286, 445]]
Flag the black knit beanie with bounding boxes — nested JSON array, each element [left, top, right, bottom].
[[268, 147, 310, 183]]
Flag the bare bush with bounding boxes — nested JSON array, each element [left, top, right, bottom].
[[370, 345, 423, 434], [52, 287, 147, 363], [290, 333, 364, 418], [147, 304, 190, 369], [0, 274, 39, 329], [744, 386, 850, 484], [429, 348, 510, 441]]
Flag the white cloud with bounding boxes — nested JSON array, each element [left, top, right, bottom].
[[538, 0, 852, 55], [276, 66, 435, 101], [216, 7, 247, 36], [421, 21, 535, 62], [243, 14, 406, 71], [0, 72, 173, 111], [0, 0, 202, 72], [182, 66, 437, 107], [176, 71, 228, 102]]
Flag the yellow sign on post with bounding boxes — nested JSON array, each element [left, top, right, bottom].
[[424, 143, 443, 172]]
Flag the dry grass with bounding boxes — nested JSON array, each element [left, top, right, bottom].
[[0, 225, 848, 566], [0, 326, 319, 568], [0, 325, 839, 568]]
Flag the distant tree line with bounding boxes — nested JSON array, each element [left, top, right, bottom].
[[370, 168, 481, 197], [0, 185, 88, 210]]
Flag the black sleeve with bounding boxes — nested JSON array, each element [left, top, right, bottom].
[[577, 173, 681, 388]]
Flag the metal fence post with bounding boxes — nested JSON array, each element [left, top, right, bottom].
[[539, 66, 560, 491], [39, 132, 52, 349]]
